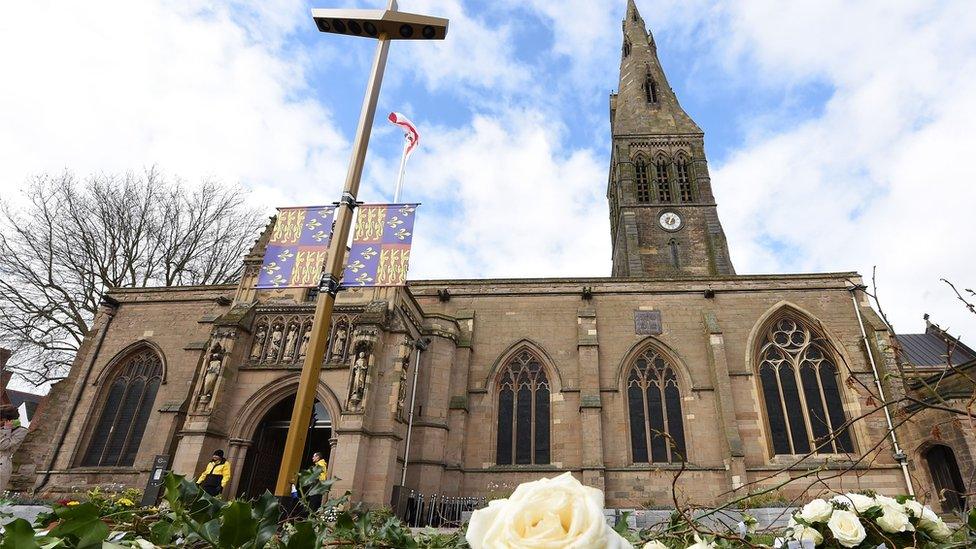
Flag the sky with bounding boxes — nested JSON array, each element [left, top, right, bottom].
[[1, 0, 975, 340]]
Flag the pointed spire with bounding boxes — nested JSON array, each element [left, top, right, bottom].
[[612, 0, 700, 136]]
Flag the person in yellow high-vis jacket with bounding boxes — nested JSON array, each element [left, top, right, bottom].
[[196, 449, 231, 497], [309, 451, 328, 510]]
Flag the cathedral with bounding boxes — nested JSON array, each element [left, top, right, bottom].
[[12, 0, 972, 512]]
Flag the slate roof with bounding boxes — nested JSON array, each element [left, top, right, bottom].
[[5, 388, 42, 421], [896, 332, 976, 369]]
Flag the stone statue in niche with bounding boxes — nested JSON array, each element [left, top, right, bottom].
[[396, 342, 411, 420], [298, 329, 311, 361], [349, 351, 368, 405], [250, 325, 267, 360], [330, 325, 347, 362], [282, 324, 299, 360], [200, 344, 224, 403], [266, 324, 283, 361]]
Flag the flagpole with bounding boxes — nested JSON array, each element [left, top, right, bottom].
[[393, 139, 409, 203]]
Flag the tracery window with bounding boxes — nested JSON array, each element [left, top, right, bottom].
[[634, 157, 651, 203], [654, 160, 672, 202], [675, 159, 694, 202], [627, 347, 686, 463], [496, 350, 550, 465], [645, 75, 658, 104], [757, 316, 854, 455], [81, 348, 162, 467]]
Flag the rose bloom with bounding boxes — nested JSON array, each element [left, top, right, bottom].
[[902, 498, 924, 519], [830, 493, 875, 513], [642, 542, 667, 549], [826, 509, 867, 548], [797, 498, 833, 523], [918, 507, 953, 541], [684, 535, 716, 549], [790, 524, 823, 546], [874, 495, 913, 534], [466, 472, 633, 549]]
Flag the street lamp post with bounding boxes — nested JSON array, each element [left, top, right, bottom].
[[274, 0, 448, 498]]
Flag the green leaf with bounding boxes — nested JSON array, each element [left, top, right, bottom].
[[149, 520, 176, 545], [218, 501, 258, 548], [0, 518, 40, 549], [284, 521, 316, 549], [49, 503, 110, 549], [968, 507, 976, 533], [614, 511, 631, 535]]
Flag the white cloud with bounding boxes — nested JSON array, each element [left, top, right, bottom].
[[0, 0, 348, 209]]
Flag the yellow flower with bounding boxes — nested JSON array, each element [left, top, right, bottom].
[[117, 497, 135, 507], [66, 501, 80, 506]]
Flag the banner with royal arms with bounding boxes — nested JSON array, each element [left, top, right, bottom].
[[342, 203, 419, 287], [257, 206, 336, 288]]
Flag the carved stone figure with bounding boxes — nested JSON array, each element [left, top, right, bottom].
[[250, 326, 267, 360], [349, 351, 368, 404], [396, 368, 408, 419], [200, 345, 223, 402], [282, 324, 298, 360], [266, 325, 283, 361], [330, 326, 347, 362], [298, 329, 311, 360]]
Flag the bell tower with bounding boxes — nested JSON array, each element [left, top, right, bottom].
[[609, 0, 734, 277]]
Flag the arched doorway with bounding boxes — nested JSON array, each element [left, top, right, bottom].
[[237, 395, 332, 498], [925, 444, 967, 513]]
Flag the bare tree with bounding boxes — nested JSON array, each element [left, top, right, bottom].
[[0, 168, 264, 385]]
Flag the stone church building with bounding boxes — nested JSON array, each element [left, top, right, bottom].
[[13, 1, 971, 512]]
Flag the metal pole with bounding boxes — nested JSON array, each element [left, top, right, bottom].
[[849, 285, 915, 495], [274, 29, 392, 498], [400, 339, 426, 485], [393, 139, 409, 203]]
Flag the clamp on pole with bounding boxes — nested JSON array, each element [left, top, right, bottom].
[[319, 273, 343, 297], [337, 192, 360, 210]]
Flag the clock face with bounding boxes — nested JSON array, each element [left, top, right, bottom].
[[659, 211, 682, 231]]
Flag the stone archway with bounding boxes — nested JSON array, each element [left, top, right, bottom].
[[235, 395, 333, 498], [924, 444, 967, 513]]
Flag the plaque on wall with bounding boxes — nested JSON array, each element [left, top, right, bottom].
[[634, 310, 663, 335]]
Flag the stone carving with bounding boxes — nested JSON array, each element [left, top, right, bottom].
[[282, 323, 299, 360], [250, 325, 267, 360], [297, 329, 311, 361], [199, 343, 224, 406], [349, 351, 369, 406], [330, 325, 347, 362], [266, 324, 283, 361], [396, 341, 412, 420]]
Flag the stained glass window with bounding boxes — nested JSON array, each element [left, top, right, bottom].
[[758, 316, 854, 455], [627, 348, 686, 463], [495, 350, 550, 465], [81, 349, 163, 467]]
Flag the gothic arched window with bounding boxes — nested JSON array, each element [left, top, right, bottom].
[[668, 239, 680, 269], [627, 347, 686, 463], [81, 348, 163, 467], [645, 75, 658, 104], [634, 157, 651, 203], [496, 350, 550, 465], [623, 40, 631, 58], [757, 315, 854, 455], [654, 159, 672, 202], [675, 158, 694, 202]]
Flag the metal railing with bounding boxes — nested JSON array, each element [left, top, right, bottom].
[[401, 491, 487, 528]]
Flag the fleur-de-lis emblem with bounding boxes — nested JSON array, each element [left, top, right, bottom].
[[318, 207, 335, 218], [312, 230, 329, 242], [306, 218, 322, 231], [354, 273, 373, 286], [270, 274, 287, 287], [387, 216, 404, 229], [360, 247, 378, 260], [398, 205, 416, 217], [262, 262, 281, 275], [393, 228, 412, 241], [347, 260, 365, 273], [277, 249, 295, 262]]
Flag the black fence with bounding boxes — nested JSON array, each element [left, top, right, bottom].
[[400, 491, 487, 528]]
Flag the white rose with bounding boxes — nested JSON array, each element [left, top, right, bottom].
[[918, 507, 953, 541], [874, 495, 914, 534], [466, 472, 634, 549], [798, 499, 833, 523], [902, 498, 923, 519], [826, 509, 867, 548], [830, 493, 876, 513], [685, 535, 716, 549], [643, 542, 668, 549], [790, 524, 823, 545]]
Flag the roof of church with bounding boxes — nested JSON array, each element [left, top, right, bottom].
[[896, 316, 976, 368]]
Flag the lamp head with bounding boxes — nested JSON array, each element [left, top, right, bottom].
[[312, 8, 448, 40]]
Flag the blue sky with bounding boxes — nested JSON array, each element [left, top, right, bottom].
[[1, 0, 975, 337]]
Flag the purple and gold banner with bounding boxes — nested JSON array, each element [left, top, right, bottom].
[[257, 206, 336, 288], [343, 204, 419, 287]]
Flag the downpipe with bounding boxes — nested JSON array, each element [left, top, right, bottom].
[[401, 337, 429, 486], [849, 284, 914, 495]]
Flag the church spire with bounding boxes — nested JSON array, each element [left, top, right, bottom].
[[612, 0, 701, 137]]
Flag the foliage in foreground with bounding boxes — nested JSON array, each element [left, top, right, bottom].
[[0, 468, 974, 548]]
